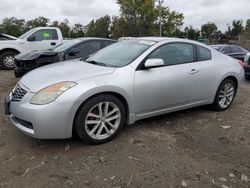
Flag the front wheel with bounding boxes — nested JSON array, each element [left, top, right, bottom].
[[212, 79, 237, 111], [75, 94, 126, 144], [0, 51, 17, 70]]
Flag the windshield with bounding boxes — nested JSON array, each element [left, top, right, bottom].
[[86, 40, 155, 67], [19, 28, 37, 39], [52, 40, 80, 52]]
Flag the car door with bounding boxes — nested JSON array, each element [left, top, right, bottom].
[[230, 46, 247, 61], [26, 29, 59, 51], [134, 42, 214, 114]]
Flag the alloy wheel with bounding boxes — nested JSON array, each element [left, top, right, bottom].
[[85, 102, 121, 140], [218, 82, 235, 109]]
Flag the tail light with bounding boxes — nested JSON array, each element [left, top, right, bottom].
[[236, 60, 245, 68]]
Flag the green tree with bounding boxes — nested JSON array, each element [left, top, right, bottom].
[[0, 17, 26, 37], [70, 23, 85, 38], [95, 15, 111, 38], [110, 16, 128, 38], [25, 16, 50, 30], [184, 26, 200, 40], [158, 6, 184, 36], [117, 0, 157, 36], [245, 19, 250, 31], [226, 20, 244, 36], [201, 22, 217, 38], [84, 20, 96, 37]]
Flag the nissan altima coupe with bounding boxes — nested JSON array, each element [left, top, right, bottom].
[[5, 37, 244, 144]]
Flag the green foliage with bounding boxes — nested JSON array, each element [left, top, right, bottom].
[[184, 26, 200, 40], [159, 7, 184, 36], [70, 23, 85, 38], [201, 22, 218, 38], [25, 17, 50, 30], [85, 15, 111, 38], [226, 20, 244, 36], [0, 17, 26, 37], [245, 19, 250, 31]]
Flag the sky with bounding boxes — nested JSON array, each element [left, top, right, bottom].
[[0, 0, 249, 31]]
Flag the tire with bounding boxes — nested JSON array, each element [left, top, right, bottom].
[[0, 51, 18, 70], [212, 79, 237, 111], [74, 94, 126, 144]]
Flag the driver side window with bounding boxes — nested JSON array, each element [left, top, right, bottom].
[[28, 29, 58, 41], [148, 43, 194, 66]]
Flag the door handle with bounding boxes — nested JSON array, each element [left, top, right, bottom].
[[189, 69, 199, 75], [51, 42, 56, 46]]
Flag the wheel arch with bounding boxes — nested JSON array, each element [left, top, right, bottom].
[[71, 91, 131, 136], [212, 74, 239, 103], [0, 48, 20, 55]]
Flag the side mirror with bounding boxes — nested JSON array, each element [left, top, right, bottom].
[[144, 58, 164, 69], [68, 48, 80, 56], [221, 51, 226, 54], [27, 35, 36, 42]]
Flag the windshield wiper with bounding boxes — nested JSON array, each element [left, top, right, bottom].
[[85, 60, 108, 67]]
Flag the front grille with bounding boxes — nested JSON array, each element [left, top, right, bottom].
[[12, 84, 27, 101]]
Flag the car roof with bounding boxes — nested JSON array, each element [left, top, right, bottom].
[[129, 37, 210, 48], [72, 37, 116, 42]]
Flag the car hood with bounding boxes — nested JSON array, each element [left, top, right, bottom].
[[20, 60, 116, 92], [0, 38, 23, 44], [0, 33, 18, 40], [15, 50, 59, 61]]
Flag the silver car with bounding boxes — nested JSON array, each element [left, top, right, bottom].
[[5, 37, 244, 144]]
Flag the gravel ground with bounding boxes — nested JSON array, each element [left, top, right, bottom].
[[0, 70, 250, 188]]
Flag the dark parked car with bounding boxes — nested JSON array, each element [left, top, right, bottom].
[[210, 44, 248, 61], [0, 33, 17, 40], [243, 53, 250, 80], [14, 38, 116, 77]]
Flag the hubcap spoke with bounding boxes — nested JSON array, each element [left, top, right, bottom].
[[85, 101, 121, 140], [218, 82, 235, 109], [106, 114, 120, 122]]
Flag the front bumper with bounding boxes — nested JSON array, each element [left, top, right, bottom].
[[7, 92, 75, 139]]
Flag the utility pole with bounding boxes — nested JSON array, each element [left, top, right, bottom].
[[158, 0, 164, 37]]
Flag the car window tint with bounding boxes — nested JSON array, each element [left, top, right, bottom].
[[230, 46, 241, 53], [197, 45, 211, 61], [222, 46, 232, 53], [149, 43, 194, 65], [30, 29, 58, 41], [102, 40, 115, 47], [78, 41, 102, 54], [236, 47, 245, 52]]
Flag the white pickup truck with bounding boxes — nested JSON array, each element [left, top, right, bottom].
[[0, 27, 63, 69]]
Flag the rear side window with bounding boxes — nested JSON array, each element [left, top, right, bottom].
[[29, 29, 58, 41], [221, 46, 232, 54], [102, 40, 115, 48], [197, 45, 212, 61], [230, 46, 242, 53], [149, 43, 194, 66]]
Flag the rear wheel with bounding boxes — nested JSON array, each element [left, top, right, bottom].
[[0, 51, 18, 70], [75, 94, 126, 144], [212, 79, 236, 111]]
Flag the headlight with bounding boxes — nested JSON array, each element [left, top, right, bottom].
[[30, 82, 77, 105]]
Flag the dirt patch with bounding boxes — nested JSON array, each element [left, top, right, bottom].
[[0, 70, 250, 187]]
